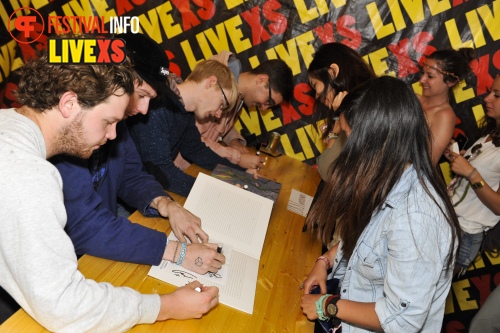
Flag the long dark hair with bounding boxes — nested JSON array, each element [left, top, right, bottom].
[[479, 77, 500, 146], [427, 48, 474, 84], [478, 115, 500, 147], [308, 43, 376, 137], [306, 76, 459, 269]]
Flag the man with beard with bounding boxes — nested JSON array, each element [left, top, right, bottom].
[[50, 32, 225, 272], [0, 49, 219, 332]]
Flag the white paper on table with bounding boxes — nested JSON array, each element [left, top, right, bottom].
[[287, 189, 314, 217], [148, 173, 274, 314]]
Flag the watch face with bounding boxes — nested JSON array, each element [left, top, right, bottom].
[[472, 180, 485, 189], [326, 303, 337, 317]]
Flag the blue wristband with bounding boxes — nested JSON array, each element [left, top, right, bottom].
[[176, 242, 187, 265]]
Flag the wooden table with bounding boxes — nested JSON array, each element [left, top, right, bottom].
[[0, 154, 322, 333]]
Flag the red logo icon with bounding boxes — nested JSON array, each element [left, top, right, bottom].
[[9, 7, 45, 44]]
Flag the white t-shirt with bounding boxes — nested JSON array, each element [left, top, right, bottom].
[[0, 109, 160, 332], [451, 135, 500, 234]]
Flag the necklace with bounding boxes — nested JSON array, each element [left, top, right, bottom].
[[422, 98, 449, 111]]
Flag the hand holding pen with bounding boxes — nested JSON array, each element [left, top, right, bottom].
[[180, 242, 225, 275], [157, 281, 219, 320]]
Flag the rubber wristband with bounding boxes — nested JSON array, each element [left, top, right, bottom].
[[176, 242, 187, 265], [316, 294, 331, 321], [172, 241, 179, 263]]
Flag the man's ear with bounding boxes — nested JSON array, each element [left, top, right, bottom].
[[58, 91, 79, 118], [257, 74, 268, 85], [329, 63, 340, 79], [205, 75, 217, 89]]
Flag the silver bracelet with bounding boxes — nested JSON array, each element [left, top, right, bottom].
[[466, 168, 477, 179]]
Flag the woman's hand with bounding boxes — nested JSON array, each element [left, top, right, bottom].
[[302, 260, 329, 295], [301, 294, 322, 320], [331, 91, 348, 111], [447, 151, 475, 178]]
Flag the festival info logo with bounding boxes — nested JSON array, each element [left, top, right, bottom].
[[9, 7, 45, 44], [45, 15, 138, 64]]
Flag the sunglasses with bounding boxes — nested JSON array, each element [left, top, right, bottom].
[[464, 143, 482, 161]]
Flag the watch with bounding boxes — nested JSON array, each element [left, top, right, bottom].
[[325, 295, 341, 318], [471, 180, 485, 189]]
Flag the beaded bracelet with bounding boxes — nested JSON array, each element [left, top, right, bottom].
[[172, 241, 179, 263], [316, 256, 331, 269], [176, 242, 187, 265], [467, 168, 477, 179]]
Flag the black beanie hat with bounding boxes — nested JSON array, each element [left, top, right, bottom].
[[116, 32, 176, 102]]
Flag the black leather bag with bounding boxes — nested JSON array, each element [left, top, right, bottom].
[[482, 221, 500, 255]]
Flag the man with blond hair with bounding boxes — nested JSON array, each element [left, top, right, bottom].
[[128, 59, 247, 196]]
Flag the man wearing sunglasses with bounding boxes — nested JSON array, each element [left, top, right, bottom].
[[175, 52, 294, 173]]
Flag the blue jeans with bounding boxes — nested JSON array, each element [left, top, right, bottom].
[[456, 231, 484, 268]]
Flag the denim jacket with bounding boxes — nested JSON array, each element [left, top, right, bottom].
[[331, 166, 456, 332]]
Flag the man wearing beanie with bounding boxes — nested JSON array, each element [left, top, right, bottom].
[[127, 58, 245, 197], [51, 32, 225, 273]]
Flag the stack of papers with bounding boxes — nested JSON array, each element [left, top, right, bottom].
[[287, 189, 313, 217], [148, 173, 274, 314]]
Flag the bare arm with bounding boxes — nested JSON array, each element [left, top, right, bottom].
[[301, 296, 382, 331], [428, 108, 456, 166], [448, 151, 500, 215], [302, 243, 339, 294]]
